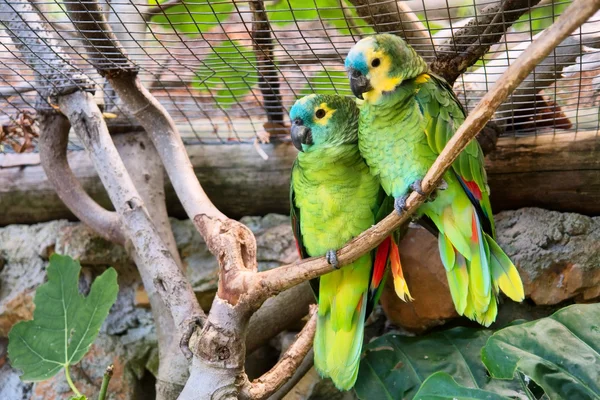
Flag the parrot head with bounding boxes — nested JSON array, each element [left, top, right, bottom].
[[289, 94, 359, 152], [344, 33, 428, 103]]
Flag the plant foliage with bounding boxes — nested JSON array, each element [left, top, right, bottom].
[[355, 304, 600, 400], [8, 254, 118, 395]]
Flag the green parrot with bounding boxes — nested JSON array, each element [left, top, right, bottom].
[[289, 94, 411, 390], [344, 33, 524, 326]]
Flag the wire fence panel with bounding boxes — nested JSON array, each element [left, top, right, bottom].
[[1, 0, 599, 153]]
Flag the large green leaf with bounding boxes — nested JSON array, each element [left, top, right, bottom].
[[267, 0, 374, 34], [300, 69, 350, 97], [482, 303, 600, 400], [355, 327, 527, 400], [414, 372, 511, 400], [8, 254, 118, 381], [193, 40, 258, 108], [150, 0, 234, 36]]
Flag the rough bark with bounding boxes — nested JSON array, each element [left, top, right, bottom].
[[430, 0, 543, 84], [116, 133, 189, 399], [347, 0, 435, 59]]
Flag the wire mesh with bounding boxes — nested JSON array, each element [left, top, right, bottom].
[[0, 0, 599, 153]]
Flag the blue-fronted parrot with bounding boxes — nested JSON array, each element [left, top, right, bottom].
[[344, 33, 524, 326], [289, 93, 411, 390]]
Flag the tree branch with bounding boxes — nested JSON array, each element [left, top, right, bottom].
[[240, 306, 318, 400], [430, 0, 543, 84], [248, 0, 286, 136], [348, 0, 434, 59], [38, 111, 126, 245], [252, 0, 600, 296]]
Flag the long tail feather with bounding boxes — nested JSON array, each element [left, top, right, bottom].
[[314, 292, 367, 391], [390, 240, 413, 301], [485, 233, 524, 302]]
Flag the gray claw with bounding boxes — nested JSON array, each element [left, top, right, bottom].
[[409, 179, 425, 196], [394, 195, 408, 215], [326, 249, 339, 269]]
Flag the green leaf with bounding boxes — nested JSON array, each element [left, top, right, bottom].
[[69, 396, 87, 400], [149, 0, 234, 36], [193, 40, 258, 108], [482, 303, 600, 400], [8, 254, 118, 382], [300, 69, 350, 97], [414, 372, 511, 400], [267, 0, 374, 34], [355, 327, 526, 400]]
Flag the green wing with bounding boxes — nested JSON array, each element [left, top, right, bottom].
[[416, 73, 495, 236]]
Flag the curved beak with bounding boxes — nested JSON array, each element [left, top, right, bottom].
[[348, 69, 372, 100], [290, 120, 312, 152]]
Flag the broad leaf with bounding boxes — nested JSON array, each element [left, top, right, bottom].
[[300, 69, 350, 97], [414, 372, 511, 400], [8, 254, 118, 381], [150, 0, 234, 36], [193, 40, 258, 108], [354, 327, 527, 400], [482, 303, 600, 400], [267, 0, 374, 34]]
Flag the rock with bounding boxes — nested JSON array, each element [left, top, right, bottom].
[[496, 208, 600, 305], [0, 221, 72, 336], [380, 226, 458, 332]]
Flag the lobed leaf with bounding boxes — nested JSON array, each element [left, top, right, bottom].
[[8, 254, 118, 382]]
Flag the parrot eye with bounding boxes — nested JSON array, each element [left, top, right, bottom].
[[371, 58, 381, 67], [315, 109, 326, 119]]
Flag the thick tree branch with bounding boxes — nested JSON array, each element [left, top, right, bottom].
[[253, 0, 600, 296], [249, 0, 286, 136], [348, 0, 434, 59], [430, 0, 543, 84], [239, 306, 318, 400], [38, 112, 126, 245], [246, 282, 314, 355]]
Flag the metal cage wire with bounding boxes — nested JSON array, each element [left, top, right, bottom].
[[0, 0, 599, 152]]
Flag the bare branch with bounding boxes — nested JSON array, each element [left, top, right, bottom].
[[38, 112, 126, 245], [348, 0, 434, 58], [0, 83, 35, 98], [240, 306, 318, 400], [249, 0, 286, 135], [430, 0, 543, 84], [246, 282, 314, 355], [253, 0, 600, 296]]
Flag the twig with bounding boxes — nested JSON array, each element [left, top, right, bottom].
[[253, 0, 600, 296], [430, 0, 543, 84], [269, 349, 314, 400], [38, 112, 126, 245], [98, 364, 114, 400], [249, 0, 286, 135], [239, 305, 318, 400]]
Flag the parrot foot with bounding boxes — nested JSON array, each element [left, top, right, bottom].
[[326, 249, 339, 269], [394, 195, 409, 215], [427, 178, 449, 202], [179, 314, 206, 360], [409, 180, 426, 196]]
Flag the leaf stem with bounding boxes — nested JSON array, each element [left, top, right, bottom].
[[98, 364, 114, 400], [65, 365, 82, 397]]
